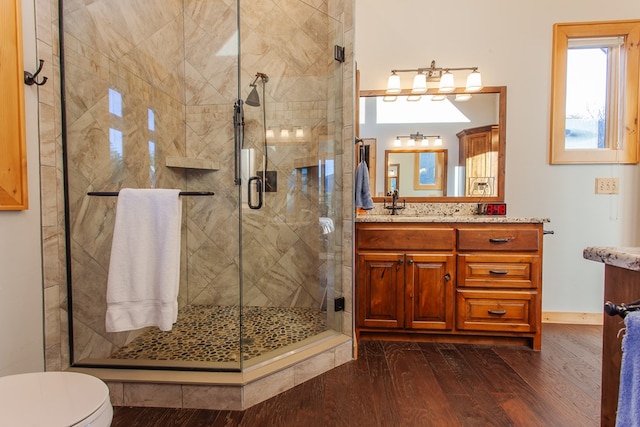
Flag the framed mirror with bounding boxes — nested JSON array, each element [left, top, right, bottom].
[[358, 86, 506, 203]]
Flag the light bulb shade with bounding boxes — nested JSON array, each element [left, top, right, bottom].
[[406, 95, 421, 102], [386, 73, 401, 94], [295, 128, 304, 138], [434, 137, 443, 146], [266, 129, 275, 139], [383, 95, 397, 102], [454, 93, 472, 102], [280, 129, 290, 138], [439, 71, 455, 92], [411, 73, 427, 94], [421, 138, 429, 147], [431, 94, 446, 101], [393, 138, 401, 147], [407, 138, 416, 147], [466, 71, 483, 91]]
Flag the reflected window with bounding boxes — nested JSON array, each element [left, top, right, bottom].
[[109, 128, 123, 158]]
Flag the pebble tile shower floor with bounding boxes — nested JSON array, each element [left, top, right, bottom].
[[110, 306, 327, 362]]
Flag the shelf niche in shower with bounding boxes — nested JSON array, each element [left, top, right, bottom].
[[166, 157, 220, 171]]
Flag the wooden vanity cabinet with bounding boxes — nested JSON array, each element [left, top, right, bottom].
[[355, 222, 543, 349], [356, 225, 456, 333]]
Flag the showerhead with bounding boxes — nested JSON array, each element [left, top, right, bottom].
[[246, 85, 261, 107], [245, 72, 269, 107]]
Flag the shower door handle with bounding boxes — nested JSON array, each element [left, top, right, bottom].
[[248, 176, 263, 209]]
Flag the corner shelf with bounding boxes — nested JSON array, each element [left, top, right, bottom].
[[166, 157, 220, 171]]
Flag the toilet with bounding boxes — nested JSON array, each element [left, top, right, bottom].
[[0, 371, 113, 426]]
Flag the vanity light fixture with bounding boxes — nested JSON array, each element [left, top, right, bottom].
[[385, 59, 483, 96], [394, 132, 442, 147]]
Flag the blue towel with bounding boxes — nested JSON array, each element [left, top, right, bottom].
[[355, 160, 374, 210], [617, 311, 640, 426]]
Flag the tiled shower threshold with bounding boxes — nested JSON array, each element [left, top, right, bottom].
[[69, 332, 353, 410]]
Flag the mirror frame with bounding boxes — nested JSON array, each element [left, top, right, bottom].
[[359, 86, 506, 203]]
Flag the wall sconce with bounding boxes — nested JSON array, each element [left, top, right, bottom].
[[394, 132, 442, 147], [386, 59, 482, 95]]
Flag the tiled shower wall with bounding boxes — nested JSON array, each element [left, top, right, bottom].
[[36, 0, 354, 370]]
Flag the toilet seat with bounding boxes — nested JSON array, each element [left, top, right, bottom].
[[0, 371, 113, 427]]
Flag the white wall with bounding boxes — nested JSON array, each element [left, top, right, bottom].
[[0, 0, 44, 376], [356, 0, 640, 314]]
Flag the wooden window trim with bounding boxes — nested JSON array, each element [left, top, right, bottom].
[[0, 0, 28, 209], [550, 20, 640, 165]]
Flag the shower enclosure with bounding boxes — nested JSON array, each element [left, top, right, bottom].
[[61, 0, 345, 372]]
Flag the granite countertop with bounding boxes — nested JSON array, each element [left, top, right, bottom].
[[583, 247, 640, 271], [356, 214, 550, 224]]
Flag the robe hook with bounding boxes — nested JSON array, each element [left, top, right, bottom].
[[24, 59, 48, 86]]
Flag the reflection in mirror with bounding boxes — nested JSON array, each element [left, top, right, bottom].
[[359, 86, 506, 202], [385, 150, 447, 197], [386, 163, 399, 194]]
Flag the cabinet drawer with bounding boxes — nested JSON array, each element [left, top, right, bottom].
[[457, 228, 540, 251], [357, 225, 455, 251], [456, 290, 537, 333], [457, 254, 540, 289]]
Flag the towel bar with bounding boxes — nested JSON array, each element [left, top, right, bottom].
[[605, 299, 640, 318], [87, 191, 214, 197]]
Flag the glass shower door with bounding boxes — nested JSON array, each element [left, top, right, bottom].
[[238, 2, 344, 365]]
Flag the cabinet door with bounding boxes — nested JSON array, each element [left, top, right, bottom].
[[357, 253, 404, 329], [405, 254, 455, 330]]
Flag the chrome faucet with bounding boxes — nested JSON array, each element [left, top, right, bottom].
[[384, 190, 405, 215]]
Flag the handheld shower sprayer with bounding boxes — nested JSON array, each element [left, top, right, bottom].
[[246, 72, 269, 107]]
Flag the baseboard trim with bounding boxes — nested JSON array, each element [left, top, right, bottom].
[[542, 311, 603, 325]]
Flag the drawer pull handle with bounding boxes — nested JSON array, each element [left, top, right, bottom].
[[488, 309, 507, 316], [489, 270, 509, 275], [489, 238, 511, 243]]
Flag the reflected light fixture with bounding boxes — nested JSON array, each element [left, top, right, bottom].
[[266, 128, 275, 139], [394, 132, 442, 147], [295, 128, 304, 138], [385, 59, 482, 95], [454, 93, 472, 102], [280, 129, 290, 139]]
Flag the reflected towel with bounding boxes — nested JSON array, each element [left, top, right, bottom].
[[355, 160, 374, 210], [105, 188, 182, 332], [617, 311, 640, 427]]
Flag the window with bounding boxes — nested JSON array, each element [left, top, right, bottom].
[[550, 20, 640, 164]]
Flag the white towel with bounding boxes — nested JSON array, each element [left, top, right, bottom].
[[105, 188, 182, 332]]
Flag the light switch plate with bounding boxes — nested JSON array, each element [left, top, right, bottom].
[[595, 177, 619, 194]]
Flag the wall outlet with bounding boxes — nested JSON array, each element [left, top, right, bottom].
[[595, 177, 619, 194]]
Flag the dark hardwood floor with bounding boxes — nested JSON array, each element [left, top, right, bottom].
[[111, 323, 602, 427]]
